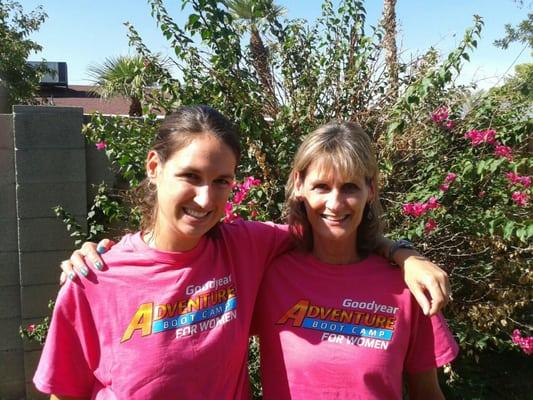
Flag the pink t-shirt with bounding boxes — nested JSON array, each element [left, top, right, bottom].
[[34, 221, 290, 400], [254, 251, 459, 400]]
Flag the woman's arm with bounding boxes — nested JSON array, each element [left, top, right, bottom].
[[375, 237, 450, 316], [407, 368, 445, 400], [59, 239, 114, 283]]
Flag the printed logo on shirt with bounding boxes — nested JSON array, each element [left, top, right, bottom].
[[276, 298, 399, 350], [121, 274, 237, 342]]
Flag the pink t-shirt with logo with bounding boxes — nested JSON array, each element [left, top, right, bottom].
[[254, 251, 459, 400], [34, 221, 289, 400]]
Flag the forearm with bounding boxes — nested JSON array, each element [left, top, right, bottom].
[[374, 236, 424, 267], [375, 235, 450, 316]]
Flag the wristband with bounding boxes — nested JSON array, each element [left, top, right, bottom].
[[388, 239, 415, 262]]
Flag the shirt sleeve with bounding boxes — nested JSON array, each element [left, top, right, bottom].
[[404, 308, 459, 374], [33, 280, 100, 397]]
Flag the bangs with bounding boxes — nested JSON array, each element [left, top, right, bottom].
[[309, 148, 372, 183]]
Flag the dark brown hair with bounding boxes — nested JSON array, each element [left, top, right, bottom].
[[137, 105, 241, 232]]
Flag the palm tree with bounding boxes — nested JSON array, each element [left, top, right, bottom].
[[382, 0, 399, 99], [225, 0, 285, 114], [88, 55, 161, 116]]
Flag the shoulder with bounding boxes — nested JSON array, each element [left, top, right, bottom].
[[218, 220, 291, 251], [219, 220, 288, 238]]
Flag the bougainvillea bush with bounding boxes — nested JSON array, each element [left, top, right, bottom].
[[23, 1, 531, 398]]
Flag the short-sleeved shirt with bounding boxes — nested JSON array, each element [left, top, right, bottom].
[[34, 221, 290, 400], [254, 251, 459, 400]]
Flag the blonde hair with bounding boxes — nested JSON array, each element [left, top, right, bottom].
[[285, 121, 383, 256]]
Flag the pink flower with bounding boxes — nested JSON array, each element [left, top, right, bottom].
[[478, 191, 486, 198], [431, 107, 449, 123], [494, 145, 513, 161], [444, 120, 455, 130], [242, 176, 261, 191], [464, 129, 496, 146], [444, 173, 457, 183], [232, 189, 246, 205], [511, 191, 529, 207], [223, 202, 241, 223], [27, 324, 36, 333], [250, 210, 258, 218], [426, 196, 440, 210], [505, 172, 531, 188], [439, 184, 449, 191], [425, 219, 438, 234], [402, 202, 426, 218], [506, 171, 519, 183], [512, 329, 533, 355], [95, 141, 107, 150], [402, 196, 440, 218]]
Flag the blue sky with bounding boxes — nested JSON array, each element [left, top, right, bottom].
[[25, 0, 531, 89]]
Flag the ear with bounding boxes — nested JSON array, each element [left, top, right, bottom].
[[294, 171, 304, 198], [146, 150, 162, 180]]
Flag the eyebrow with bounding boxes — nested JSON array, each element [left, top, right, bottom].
[[179, 167, 235, 180]]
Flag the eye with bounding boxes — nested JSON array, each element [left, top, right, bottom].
[[214, 178, 232, 187], [178, 173, 200, 182], [342, 183, 360, 193], [312, 183, 329, 192]]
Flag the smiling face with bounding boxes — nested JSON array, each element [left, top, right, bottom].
[[146, 133, 237, 252], [295, 158, 374, 260]]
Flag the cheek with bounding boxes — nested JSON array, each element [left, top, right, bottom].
[[303, 192, 323, 209]]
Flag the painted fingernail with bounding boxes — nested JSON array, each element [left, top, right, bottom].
[[97, 246, 106, 254], [79, 266, 89, 276], [94, 261, 103, 270], [68, 272, 76, 281]]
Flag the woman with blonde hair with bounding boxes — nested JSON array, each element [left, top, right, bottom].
[[254, 121, 458, 399]]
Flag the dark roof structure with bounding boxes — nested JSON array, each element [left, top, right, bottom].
[[38, 85, 131, 115]]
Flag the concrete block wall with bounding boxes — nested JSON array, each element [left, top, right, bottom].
[[13, 106, 88, 399], [0, 113, 25, 399], [0, 106, 119, 399]]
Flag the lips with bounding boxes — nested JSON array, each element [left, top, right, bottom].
[[183, 207, 210, 219], [320, 214, 350, 222]]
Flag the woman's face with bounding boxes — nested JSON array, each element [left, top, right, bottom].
[[146, 133, 237, 251], [295, 159, 374, 251]]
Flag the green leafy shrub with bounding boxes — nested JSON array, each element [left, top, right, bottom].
[[24, 1, 531, 398]]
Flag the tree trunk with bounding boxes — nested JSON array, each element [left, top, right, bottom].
[[383, 0, 399, 99], [129, 96, 142, 117], [250, 26, 278, 115]]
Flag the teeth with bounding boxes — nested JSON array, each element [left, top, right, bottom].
[[184, 208, 209, 218], [322, 214, 348, 221]]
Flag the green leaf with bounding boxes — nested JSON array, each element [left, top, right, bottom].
[[503, 221, 514, 240]]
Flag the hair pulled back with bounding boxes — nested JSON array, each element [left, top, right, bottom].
[[137, 105, 241, 232]]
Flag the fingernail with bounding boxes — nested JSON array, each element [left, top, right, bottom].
[[68, 272, 76, 281], [97, 246, 106, 254], [79, 266, 89, 277], [94, 261, 103, 270]]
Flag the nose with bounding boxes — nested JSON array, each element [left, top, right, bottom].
[[325, 189, 343, 211], [194, 185, 214, 209]]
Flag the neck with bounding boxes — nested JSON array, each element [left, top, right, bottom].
[[312, 238, 361, 265], [143, 229, 200, 252]]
